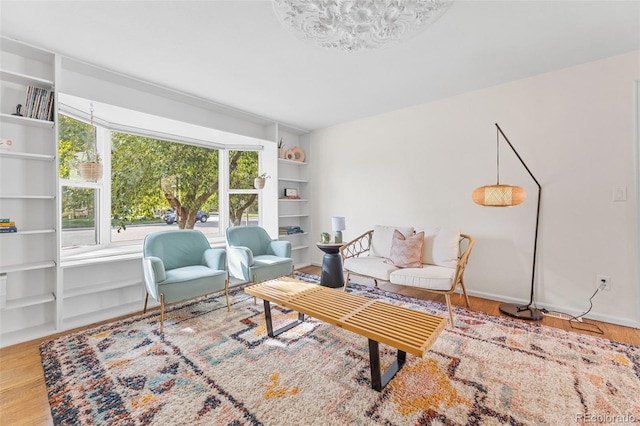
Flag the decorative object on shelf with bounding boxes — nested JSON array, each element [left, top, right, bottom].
[[12, 104, 23, 117], [79, 103, 103, 182], [22, 86, 54, 121], [279, 226, 303, 235], [284, 188, 299, 198], [272, 0, 453, 52], [278, 137, 286, 158], [320, 232, 330, 244], [254, 173, 270, 189], [284, 146, 305, 162], [0, 218, 17, 233], [472, 123, 543, 321], [332, 216, 346, 244], [0, 139, 13, 151]]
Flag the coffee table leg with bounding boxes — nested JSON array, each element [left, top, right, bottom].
[[368, 339, 407, 391], [263, 300, 305, 337]]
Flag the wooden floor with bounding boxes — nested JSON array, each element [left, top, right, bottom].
[[1, 265, 638, 425]]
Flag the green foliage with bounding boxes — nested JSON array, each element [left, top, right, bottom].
[[59, 114, 261, 231], [111, 133, 224, 229], [58, 114, 93, 179]]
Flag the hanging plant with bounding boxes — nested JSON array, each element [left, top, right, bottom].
[[79, 103, 103, 182], [254, 173, 270, 189]]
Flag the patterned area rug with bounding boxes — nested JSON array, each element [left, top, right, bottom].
[[41, 273, 640, 425]]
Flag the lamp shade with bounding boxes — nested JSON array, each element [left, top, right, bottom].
[[472, 184, 526, 207], [331, 216, 346, 231]]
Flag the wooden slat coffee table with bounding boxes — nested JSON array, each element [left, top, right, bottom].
[[245, 277, 447, 391]]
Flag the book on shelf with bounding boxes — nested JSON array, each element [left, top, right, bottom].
[[23, 85, 54, 121], [0, 226, 18, 233], [0, 221, 16, 227], [279, 226, 303, 235], [0, 218, 11, 223]]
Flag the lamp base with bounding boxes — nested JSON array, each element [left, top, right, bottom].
[[499, 303, 544, 321]]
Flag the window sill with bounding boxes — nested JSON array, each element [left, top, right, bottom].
[[60, 236, 227, 268]]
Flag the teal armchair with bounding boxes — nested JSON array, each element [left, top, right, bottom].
[[226, 226, 294, 284], [142, 229, 229, 332]]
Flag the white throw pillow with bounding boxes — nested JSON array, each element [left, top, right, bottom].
[[369, 225, 414, 258], [415, 227, 461, 268]]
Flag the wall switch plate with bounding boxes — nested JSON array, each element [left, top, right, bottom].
[[612, 186, 627, 202]]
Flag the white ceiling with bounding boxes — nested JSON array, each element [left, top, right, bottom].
[[1, 1, 639, 131]]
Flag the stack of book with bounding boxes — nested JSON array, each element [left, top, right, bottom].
[[279, 226, 303, 235], [23, 85, 54, 121], [0, 218, 17, 233]]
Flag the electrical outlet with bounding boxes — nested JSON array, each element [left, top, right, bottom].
[[596, 275, 611, 291]]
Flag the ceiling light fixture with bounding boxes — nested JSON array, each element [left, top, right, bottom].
[[272, 0, 453, 52]]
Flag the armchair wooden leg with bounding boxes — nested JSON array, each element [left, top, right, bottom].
[[444, 293, 455, 328], [143, 292, 149, 313], [343, 271, 351, 292], [160, 293, 165, 333], [225, 278, 230, 312], [253, 275, 257, 305], [374, 279, 378, 288], [290, 264, 295, 277], [459, 278, 471, 308]]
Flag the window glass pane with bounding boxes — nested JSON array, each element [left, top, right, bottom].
[[229, 194, 259, 227], [229, 150, 258, 189], [110, 132, 220, 242], [61, 187, 97, 247], [58, 114, 97, 181]]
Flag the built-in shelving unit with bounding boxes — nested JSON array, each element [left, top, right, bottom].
[[0, 37, 59, 347], [276, 128, 311, 268]]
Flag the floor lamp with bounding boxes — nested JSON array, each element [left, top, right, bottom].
[[472, 123, 543, 321]]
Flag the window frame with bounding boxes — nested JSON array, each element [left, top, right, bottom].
[[58, 105, 264, 258]]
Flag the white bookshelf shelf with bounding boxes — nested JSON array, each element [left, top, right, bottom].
[[65, 279, 141, 299], [278, 158, 307, 166], [0, 69, 54, 88], [0, 113, 54, 128], [0, 195, 55, 200], [279, 177, 308, 183], [3, 292, 56, 310], [0, 229, 55, 236], [0, 151, 55, 161], [0, 260, 56, 274]]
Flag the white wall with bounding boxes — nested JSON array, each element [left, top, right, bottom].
[[310, 51, 640, 327]]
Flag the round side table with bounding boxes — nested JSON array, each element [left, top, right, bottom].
[[316, 243, 344, 288]]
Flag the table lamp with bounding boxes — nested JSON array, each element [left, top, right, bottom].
[[332, 216, 346, 244]]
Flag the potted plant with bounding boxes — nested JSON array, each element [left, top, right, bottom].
[[254, 173, 270, 189], [79, 151, 103, 182], [277, 138, 285, 159], [79, 103, 103, 182]]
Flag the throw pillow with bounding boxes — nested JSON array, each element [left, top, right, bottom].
[[384, 230, 424, 268]]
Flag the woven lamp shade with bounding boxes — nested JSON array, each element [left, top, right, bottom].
[[472, 184, 526, 207]]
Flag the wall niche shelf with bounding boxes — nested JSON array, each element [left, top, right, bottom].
[[0, 37, 59, 347], [276, 127, 311, 268]]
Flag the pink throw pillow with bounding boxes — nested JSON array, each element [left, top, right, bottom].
[[384, 230, 424, 268]]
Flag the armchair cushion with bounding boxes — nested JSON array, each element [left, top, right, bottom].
[[369, 225, 414, 258], [415, 227, 460, 268], [385, 230, 424, 268], [390, 265, 456, 290]]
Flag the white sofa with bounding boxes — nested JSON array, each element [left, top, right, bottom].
[[340, 225, 474, 326]]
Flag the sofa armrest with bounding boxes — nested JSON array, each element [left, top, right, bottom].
[[268, 240, 291, 258], [340, 230, 373, 261], [202, 248, 226, 271]]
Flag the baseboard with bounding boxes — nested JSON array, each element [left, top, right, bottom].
[[467, 289, 639, 329]]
